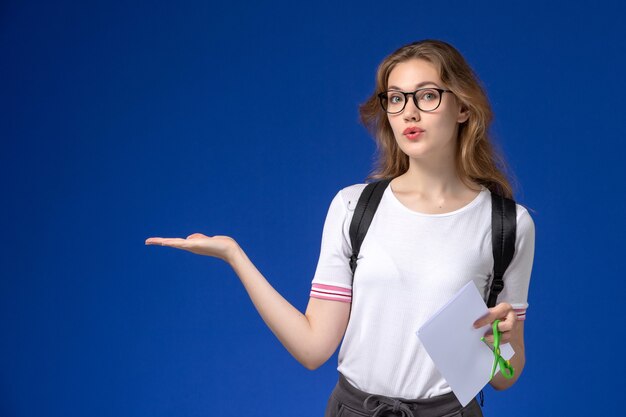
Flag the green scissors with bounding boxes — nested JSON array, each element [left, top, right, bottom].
[[481, 319, 515, 379]]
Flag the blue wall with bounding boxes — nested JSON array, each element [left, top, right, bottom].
[[2, 1, 625, 416]]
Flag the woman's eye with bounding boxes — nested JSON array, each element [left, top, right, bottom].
[[389, 95, 403, 104], [420, 91, 437, 101]]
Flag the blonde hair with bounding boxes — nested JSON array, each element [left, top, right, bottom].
[[359, 39, 516, 198]]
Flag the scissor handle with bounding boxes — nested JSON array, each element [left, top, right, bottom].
[[492, 320, 501, 347], [486, 319, 515, 380], [499, 358, 515, 379]]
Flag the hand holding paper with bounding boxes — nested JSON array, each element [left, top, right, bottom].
[[416, 281, 515, 407], [481, 320, 515, 379], [473, 301, 520, 346]]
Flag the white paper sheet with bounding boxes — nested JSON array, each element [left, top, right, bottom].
[[416, 280, 514, 407]]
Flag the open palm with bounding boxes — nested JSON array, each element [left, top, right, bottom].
[[145, 233, 237, 261]]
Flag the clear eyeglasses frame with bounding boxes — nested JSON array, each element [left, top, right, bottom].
[[377, 87, 452, 114]]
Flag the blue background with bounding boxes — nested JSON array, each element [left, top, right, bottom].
[[2, 1, 625, 416]]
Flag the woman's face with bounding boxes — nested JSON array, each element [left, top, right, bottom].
[[385, 58, 468, 162]]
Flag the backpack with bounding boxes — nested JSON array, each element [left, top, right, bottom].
[[347, 178, 517, 309]]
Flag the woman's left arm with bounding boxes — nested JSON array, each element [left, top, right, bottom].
[[474, 302, 526, 390]]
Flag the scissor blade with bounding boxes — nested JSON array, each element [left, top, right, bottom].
[[481, 338, 496, 353]]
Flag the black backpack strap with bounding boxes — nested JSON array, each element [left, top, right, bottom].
[[479, 192, 517, 409], [487, 192, 517, 308], [348, 178, 392, 275]]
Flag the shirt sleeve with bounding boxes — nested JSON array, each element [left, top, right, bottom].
[[309, 189, 355, 303], [497, 205, 536, 320]]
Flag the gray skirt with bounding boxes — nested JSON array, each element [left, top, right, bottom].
[[323, 373, 484, 417]]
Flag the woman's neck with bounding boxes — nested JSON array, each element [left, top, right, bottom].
[[394, 153, 476, 199]]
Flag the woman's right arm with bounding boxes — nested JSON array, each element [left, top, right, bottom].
[[146, 234, 350, 370]]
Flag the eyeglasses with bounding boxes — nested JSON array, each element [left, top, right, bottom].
[[377, 88, 452, 114]]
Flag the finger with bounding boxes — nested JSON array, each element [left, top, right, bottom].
[[473, 302, 513, 328], [483, 332, 511, 345], [507, 308, 517, 322], [474, 311, 498, 328], [146, 237, 177, 246], [145, 238, 187, 248], [495, 309, 517, 332], [496, 320, 514, 333], [481, 317, 515, 341], [159, 238, 188, 247], [187, 233, 208, 240], [474, 317, 489, 329], [145, 237, 166, 245]]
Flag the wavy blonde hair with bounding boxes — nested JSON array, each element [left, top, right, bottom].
[[360, 39, 516, 199]]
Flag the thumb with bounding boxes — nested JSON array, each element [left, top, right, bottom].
[[186, 233, 209, 240]]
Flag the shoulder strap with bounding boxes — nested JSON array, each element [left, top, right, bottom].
[[487, 192, 517, 308], [348, 178, 392, 275], [348, 181, 518, 309]]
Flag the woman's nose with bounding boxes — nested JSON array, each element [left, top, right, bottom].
[[403, 96, 421, 121]]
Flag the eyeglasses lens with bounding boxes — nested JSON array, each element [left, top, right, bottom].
[[382, 89, 441, 113]]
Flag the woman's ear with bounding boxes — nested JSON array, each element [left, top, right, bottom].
[[457, 104, 470, 123]]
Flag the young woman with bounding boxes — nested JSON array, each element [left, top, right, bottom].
[[146, 39, 535, 417]]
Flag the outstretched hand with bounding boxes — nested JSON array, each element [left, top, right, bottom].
[[145, 233, 239, 262], [473, 302, 518, 345]]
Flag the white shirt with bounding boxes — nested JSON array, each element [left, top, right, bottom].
[[310, 183, 535, 399]]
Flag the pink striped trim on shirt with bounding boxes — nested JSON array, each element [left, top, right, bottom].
[[514, 308, 527, 321], [310, 283, 352, 303]]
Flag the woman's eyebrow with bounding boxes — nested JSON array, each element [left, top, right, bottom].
[[388, 81, 440, 90]]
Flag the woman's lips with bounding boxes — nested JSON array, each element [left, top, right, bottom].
[[404, 131, 424, 140], [403, 126, 424, 134], [403, 126, 424, 140]]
